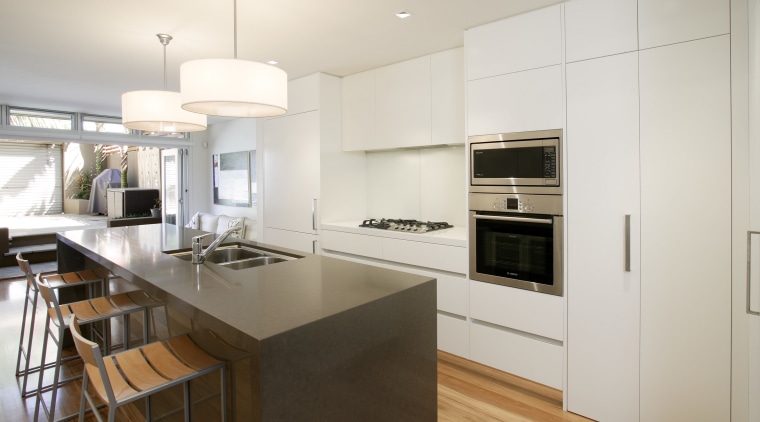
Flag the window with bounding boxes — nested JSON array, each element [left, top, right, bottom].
[[81, 114, 131, 134], [8, 107, 74, 130]]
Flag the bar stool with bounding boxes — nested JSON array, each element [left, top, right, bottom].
[[70, 317, 227, 422], [14, 253, 107, 397], [34, 277, 164, 422]]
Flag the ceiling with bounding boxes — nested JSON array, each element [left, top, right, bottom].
[[0, 0, 563, 118]]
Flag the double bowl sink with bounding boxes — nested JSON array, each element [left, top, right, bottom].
[[167, 243, 296, 270]]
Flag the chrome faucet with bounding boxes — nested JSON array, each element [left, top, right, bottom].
[[191, 225, 242, 264]]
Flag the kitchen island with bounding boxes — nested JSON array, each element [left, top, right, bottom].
[[56, 224, 437, 421]]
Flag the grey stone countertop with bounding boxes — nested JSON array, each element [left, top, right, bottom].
[[56, 223, 435, 342]]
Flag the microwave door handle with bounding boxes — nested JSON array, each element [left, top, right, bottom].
[[473, 215, 553, 225]]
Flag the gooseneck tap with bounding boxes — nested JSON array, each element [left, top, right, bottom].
[[191, 225, 242, 264]]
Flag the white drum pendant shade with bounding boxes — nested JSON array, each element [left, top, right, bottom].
[[122, 90, 207, 132], [180, 58, 288, 118]]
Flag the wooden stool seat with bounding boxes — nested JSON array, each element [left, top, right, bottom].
[[71, 318, 227, 422]]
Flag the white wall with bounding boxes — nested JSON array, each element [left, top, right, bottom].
[[365, 146, 466, 226], [188, 118, 258, 226]]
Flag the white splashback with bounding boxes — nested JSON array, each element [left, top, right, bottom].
[[366, 146, 466, 226]]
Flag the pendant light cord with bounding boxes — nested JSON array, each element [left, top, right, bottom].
[[162, 41, 167, 90], [233, 0, 238, 59], [157, 34, 173, 91]]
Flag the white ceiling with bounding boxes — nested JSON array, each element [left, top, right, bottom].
[[0, 0, 563, 118]]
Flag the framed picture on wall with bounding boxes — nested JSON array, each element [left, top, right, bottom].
[[212, 151, 251, 207]]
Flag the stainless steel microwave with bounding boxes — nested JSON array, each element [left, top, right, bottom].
[[469, 129, 562, 195]]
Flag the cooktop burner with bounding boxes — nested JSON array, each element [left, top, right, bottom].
[[359, 219, 453, 233]]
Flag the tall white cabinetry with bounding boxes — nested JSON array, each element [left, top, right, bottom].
[[638, 35, 731, 421], [465, 4, 565, 390], [563, 0, 731, 420], [565, 51, 640, 422], [263, 111, 320, 252], [262, 73, 366, 253]]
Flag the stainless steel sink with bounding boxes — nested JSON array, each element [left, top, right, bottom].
[[219, 256, 288, 270], [166, 244, 295, 269]]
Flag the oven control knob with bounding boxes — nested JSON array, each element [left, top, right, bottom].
[[524, 204, 534, 212]]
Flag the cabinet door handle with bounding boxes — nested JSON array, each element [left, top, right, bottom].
[[312, 239, 318, 255], [312, 198, 317, 231], [625, 214, 631, 273], [747, 231, 760, 316]]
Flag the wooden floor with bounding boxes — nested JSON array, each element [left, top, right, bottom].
[[0, 274, 590, 421]]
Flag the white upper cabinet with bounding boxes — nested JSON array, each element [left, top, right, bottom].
[[467, 65, 562, 136], [284, 73, 320, 116], [431, 47, 465, 145], [375, 55, 432, 150], [564, 0, 638, 62], [466, 5, 561, 80], [341, 48, 464, 151], [341, 70, 375, 151], [638, 0, 729, 49]]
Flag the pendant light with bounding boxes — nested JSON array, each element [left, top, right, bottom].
[[179, 0, 288, 118], [121, 34, 207, 133]]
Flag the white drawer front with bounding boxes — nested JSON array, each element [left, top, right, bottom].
[[384, 263, 468, 316], [470, 322, 562, 389], [438, 313, 469, 359], [470, 280, 563, 341], [382, 238, 467, 274], [321, 230, 382, 259]]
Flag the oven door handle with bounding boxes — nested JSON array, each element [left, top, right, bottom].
[[473, 214, 553, 225]]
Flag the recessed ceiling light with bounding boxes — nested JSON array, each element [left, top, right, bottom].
[[396, 10, 412, 19], [267, 60, 279, 65]]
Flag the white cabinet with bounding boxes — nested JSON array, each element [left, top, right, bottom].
[[341, 48, 464, 151], [262, 73, 365, 254], [263, 227, 317, 254], [566, 51, 640, 422], [566, 35, 731, 422], [564, 0, 638, 62], [467, 65, 562, 136], [341, 70, 375, 151], [465, 5, 561, 80], [638, 35, 731, 421], [638, 0, 729, 49], [375, 55, 431, 149], [263, 111, 319, 237], [283, 73, 320, 116], [320, 226, 469, 358], [431, 47, 465, 145]]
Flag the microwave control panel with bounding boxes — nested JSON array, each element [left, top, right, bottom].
[[544, 147, 557, 178]]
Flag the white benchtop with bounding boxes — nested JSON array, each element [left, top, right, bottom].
[[321, 221, 467, 248]]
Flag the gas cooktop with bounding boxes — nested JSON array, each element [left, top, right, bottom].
[[359, 219, 453, 233]]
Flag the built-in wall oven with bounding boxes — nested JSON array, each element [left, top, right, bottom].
[[469, 129, 563, 296]]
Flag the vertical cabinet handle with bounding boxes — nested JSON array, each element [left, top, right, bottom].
[[747, 231, 760, 316], [312, 240, 317, 255], [625, 214, 631, 272], [312, 198, 317, 231]]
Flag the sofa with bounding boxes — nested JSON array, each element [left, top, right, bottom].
[[184, 212, 256, 241]]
